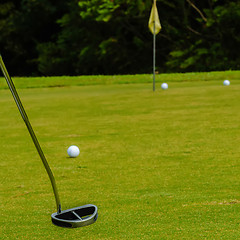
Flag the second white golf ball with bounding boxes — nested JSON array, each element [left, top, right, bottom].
[[161, 83, 168, 90], [223, 80, 230, 86], [67, 145, 80, 158]]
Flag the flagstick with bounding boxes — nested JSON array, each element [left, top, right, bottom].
[[153, 21, 156, 92]]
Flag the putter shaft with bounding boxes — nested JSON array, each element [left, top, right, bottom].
[[0, 55, 61, 214]]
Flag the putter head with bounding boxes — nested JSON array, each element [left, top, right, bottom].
[[51, 204, 98, 228]]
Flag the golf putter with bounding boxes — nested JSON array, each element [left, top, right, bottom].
[[0, 55, 98, 228]]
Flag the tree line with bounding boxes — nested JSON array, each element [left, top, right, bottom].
[[0, 0, 239, 76]]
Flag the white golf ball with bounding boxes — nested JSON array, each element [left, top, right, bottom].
[[223, 80, 230, 86], [67, 145, 80, 158], [161, 83, 168, 90]]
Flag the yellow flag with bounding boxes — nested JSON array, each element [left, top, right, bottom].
[[148, 0, 161, 35]]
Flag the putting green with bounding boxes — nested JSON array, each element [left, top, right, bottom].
[[1, 74, 240, 239]]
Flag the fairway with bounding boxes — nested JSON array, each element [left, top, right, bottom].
[[1, 76, 240, 239]]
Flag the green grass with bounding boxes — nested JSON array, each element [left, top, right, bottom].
[[1, 72, 240, 239], [0, 70, 239, 89]]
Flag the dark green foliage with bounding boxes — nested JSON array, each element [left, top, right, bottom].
[[0, 0, 239, 75], [38, 0, 155, 75], [166, 0, 240, 72], [0, 0, 68, 75]]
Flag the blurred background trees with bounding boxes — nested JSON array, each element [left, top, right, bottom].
[[0, 0, 239, 76]]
